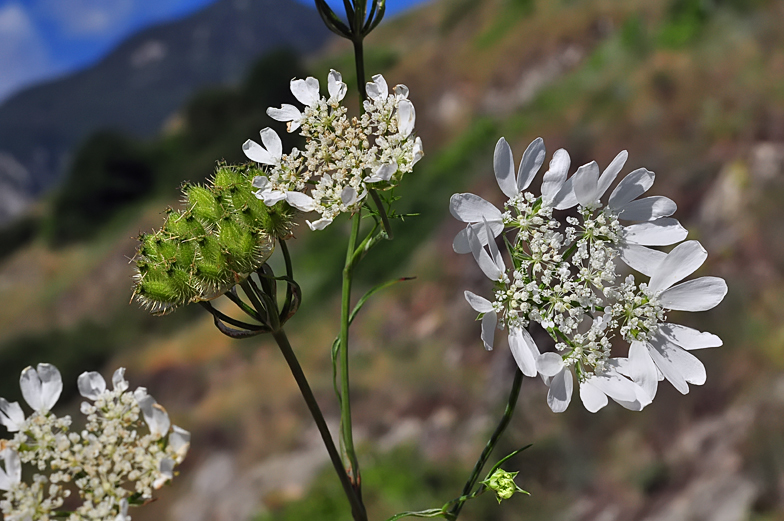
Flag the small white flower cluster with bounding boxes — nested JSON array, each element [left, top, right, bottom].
[[452, 137, 728, 413], [0, 364, 190, 521], [243, 71, 423, 230]]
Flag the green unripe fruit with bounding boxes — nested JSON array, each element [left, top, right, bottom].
[[133, 163, 284, 315]]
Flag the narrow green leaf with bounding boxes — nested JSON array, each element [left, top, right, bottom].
[[314, 0, 352, 37]]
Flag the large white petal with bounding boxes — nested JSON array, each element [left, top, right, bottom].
[[467, 225, 503, 281], [169, 425, 191, 461], [449, 193, 503, 223], [649, 334, 707, 390], [517, 137, 545, 192], [493, 138, 517, 199], [541, 149, 570, 205], [464, 291, 494, 313], [394, 84, 409, 99], [628, 341, 659, 401], [397, 99, 416, 138], [508, 327, 539, 377], [242, 139, 276, 165], [261, 190, 286, 206], [547, 368, 573, 413], [617, 196, 677, 221], [481, 311, 497, 351], [579, 380, 608, 413], [645, 340, 688, 394], [78, 371, 107, 400], [536, 352, 564, 377], [327, 69, 347, 101], [290, 77, 320, 106], [452, 221, 505, 254], [306, 217, 333, 231], [648, 240, 707, 294], [552, 175, 578, 210], [366, 74, 388, 100], [0, 399, 24, 432], [259, 128, 282, 160], [618, 243, 666, 276], [623, 218, 688, 246], [365, 163, 397, 183], [266, 104, 300, 121], [482, 219, 504, 274], [20, 366, 43, 412], [659, 276, 728, 311], [267, 104, 301, 123], [0, 449, 21, 491], [20, 364, 62, 413], [589, 371, 638, 403], [112, 368, 129, 392], [412, 137, 424, 165], [285, 192, 316, 212], [597, 150, 628, 198], [658, 323, 723, 350], [572, 161, 601, 208], [252, 175, 270, 190], [136, 391, 171, 438], [608, 168, 655, 209]]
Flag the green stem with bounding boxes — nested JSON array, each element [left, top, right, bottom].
[[339, 209, 364, 503], [353, 39, 367, 103], [446, 368, 524, 520], [272, 328, 367, 521]]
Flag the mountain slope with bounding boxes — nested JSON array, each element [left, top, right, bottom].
[[0, 0, 329, 220]]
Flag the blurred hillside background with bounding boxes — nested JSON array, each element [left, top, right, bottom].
[[1, 0, 784, 519]]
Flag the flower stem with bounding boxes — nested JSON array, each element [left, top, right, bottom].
[[339, 208, 364, 503], [353, 39, 367, 103], [445, 368, 524, 520], [272, 328, 367, 521]]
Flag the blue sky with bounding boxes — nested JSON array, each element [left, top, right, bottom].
[[0, 0, 427, 103]]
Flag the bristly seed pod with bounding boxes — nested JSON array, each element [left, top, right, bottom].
[[132, 163, 294, 315]]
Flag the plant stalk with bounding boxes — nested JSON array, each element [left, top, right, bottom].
[[272, 328, 367, 521], [446, 368, 524, 520], [339, 208, 364, 499]]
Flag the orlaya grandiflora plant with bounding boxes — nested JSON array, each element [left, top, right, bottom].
[[0, 364, 189, 520], [453, 137, 726, 413]]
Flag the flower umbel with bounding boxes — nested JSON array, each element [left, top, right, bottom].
[[246, 70, 423, 230], [454, 137, 727, 413], [0, 364, 190, 520]]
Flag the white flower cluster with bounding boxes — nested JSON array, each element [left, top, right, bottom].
[[452, 137, 728, 413], [0, 364, 190, 520], [243, 70, 423, 230]]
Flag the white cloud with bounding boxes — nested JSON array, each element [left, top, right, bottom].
[[0, 2, 53, 101]]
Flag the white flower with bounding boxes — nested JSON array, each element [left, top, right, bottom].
[[251, 176, 286, 205], [267, 77, 320, 133], [134, 388, 171, 438], [0, 449, 21, 491], [169, 425, 191, 463], [255, 70, 422, 230], [19, 363, 62, 414], [0, 399, 25, 432], [537, 353, 650, 413], [79, 367, 130, 400], [454, 137, 726, 413], [327, 69, 347, 102], [451, 137, 558, 253], [243, 127, 283, 166], [153, 458, 175, 489], [366, 74, 389, 101], [623, 241, 727, 399]]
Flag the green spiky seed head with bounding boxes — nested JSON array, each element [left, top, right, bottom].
[[132, 163, 284, 315]]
